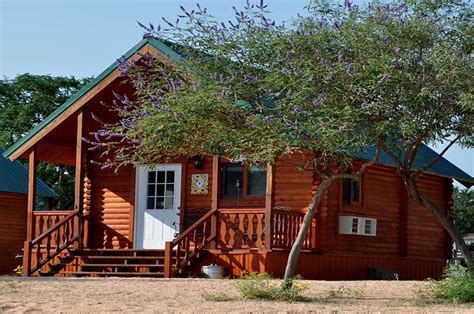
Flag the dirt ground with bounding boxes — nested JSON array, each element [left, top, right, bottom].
[[0, 277, 472, 313]]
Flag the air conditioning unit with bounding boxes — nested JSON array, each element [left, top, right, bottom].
[[339, 216, 377, 236]]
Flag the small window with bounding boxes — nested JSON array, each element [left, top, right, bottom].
[[247, 165, 267, 195], [351, 217, 359, 233], [342, 176, 361, 205], [364, 219, 372, 234], [363, 218, 377, 236], [221, 164, 244, 198]]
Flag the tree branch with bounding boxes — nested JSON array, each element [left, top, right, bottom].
[[413, 136, 460, 179]]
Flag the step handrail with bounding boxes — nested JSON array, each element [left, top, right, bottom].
[[31, 210, 78, 246], [25, 210, 82, 275], [164, 208, 218, 277]]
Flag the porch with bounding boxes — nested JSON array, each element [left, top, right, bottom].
[[27, 205, 317, 277]]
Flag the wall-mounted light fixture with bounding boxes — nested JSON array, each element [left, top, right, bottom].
[[190, 155, 204, 169]]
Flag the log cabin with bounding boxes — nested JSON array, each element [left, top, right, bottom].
[[0, 149, 57, 274], [3, 37, 473, 279]]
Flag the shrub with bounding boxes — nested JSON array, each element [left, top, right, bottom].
[[235, 273, 309, 302], [432, 267, 474, 304], [421, 266, 474, 304]]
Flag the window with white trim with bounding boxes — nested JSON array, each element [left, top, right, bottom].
[[339, 216, 377, 236]]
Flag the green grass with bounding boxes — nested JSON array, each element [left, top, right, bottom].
[[201, 292, 233, 302], [235, 273, 309, 302]]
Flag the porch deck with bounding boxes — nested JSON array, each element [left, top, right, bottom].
[[26, 207, 317, 278]]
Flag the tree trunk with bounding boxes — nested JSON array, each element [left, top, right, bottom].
[[282, 177, 334, 288], [403, 176, 472, 270]]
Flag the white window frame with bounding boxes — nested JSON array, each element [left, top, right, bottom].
[[339, 215, 377, 236]]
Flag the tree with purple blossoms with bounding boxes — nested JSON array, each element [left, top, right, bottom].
[[92, 0, 474, 282]]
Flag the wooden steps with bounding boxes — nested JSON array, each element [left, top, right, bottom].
[[39, 248, 170, 278]]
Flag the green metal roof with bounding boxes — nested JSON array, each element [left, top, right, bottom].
[[0, 149, 57, 197], [2, 37, 472, 188], [353, 144, 474, 188], [2, 37, 181, 160]]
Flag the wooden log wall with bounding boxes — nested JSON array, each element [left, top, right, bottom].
[[89, 166, 134, 249], [204, 250, 444, 280], [318, 163, 451, 261], [273, 153, 314, 212], [406, 174, 448, 260], [183, 157, 213, 229], [0, 193, 27, 274]]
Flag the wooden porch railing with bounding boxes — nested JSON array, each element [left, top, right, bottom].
[[24, 210, 82, 275], [164, 207, 318, 277], [271, 209, 317, 251], [164, 209, 218, 277], [218, 209, 266, 250], [33, 211, 72, 238]]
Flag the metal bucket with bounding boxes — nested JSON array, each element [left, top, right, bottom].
[[202, 264, 224, 279]]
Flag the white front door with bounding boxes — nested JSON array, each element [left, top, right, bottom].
[[135, 164, 181, 249]]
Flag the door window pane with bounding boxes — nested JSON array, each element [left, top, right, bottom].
[[221, 164, 244, 198], [247, 166, 267, 195], [164, 197, 174, 209], [166, 184, 174, 196], [156, 184, 165, 197], [147, 184, 155, 197], [147, 170, 175, 210], [157, 171, 166, 183], [166, 171, 175, 183], [148, 171, 156, 183], [147, 197, 155, 210], [156, 197, 165, 209]]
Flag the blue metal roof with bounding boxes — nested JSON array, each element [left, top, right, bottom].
[[0, 149, 57, 197], [353, 144, 474, 188], [2, 37, 472, 189]]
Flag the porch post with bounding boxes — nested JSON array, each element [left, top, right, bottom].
[[164, 241, 172, 278], [264, 163, 274, 251], [23, 146, 37, 276], [74, 109, 85, 249], [210, 156, 219, 248]]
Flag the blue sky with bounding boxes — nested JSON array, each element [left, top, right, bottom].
[[0, 0, 472, 184]]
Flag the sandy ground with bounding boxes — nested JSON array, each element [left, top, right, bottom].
[[0, 277, 473, 313]]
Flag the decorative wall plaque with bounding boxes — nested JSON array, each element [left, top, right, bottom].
[[191, 174, 209, 195]]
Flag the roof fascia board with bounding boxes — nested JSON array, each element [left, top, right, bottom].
[[3, 37, 179, 160]]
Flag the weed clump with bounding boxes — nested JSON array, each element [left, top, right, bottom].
[[236, 272, 309, 302], [201, 291, 233, 302]]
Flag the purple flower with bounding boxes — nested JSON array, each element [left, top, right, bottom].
[[230, 155, 246, 164], [294, 108, 309, 115], [338, 49, 344, 62], [173, 112, 181, 122], [284, 118, 297, 127], [378, 73, 390, 84], [344, 0, 353, 10]]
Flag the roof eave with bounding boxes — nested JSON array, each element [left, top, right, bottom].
[[2, 37, 181, 161]]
